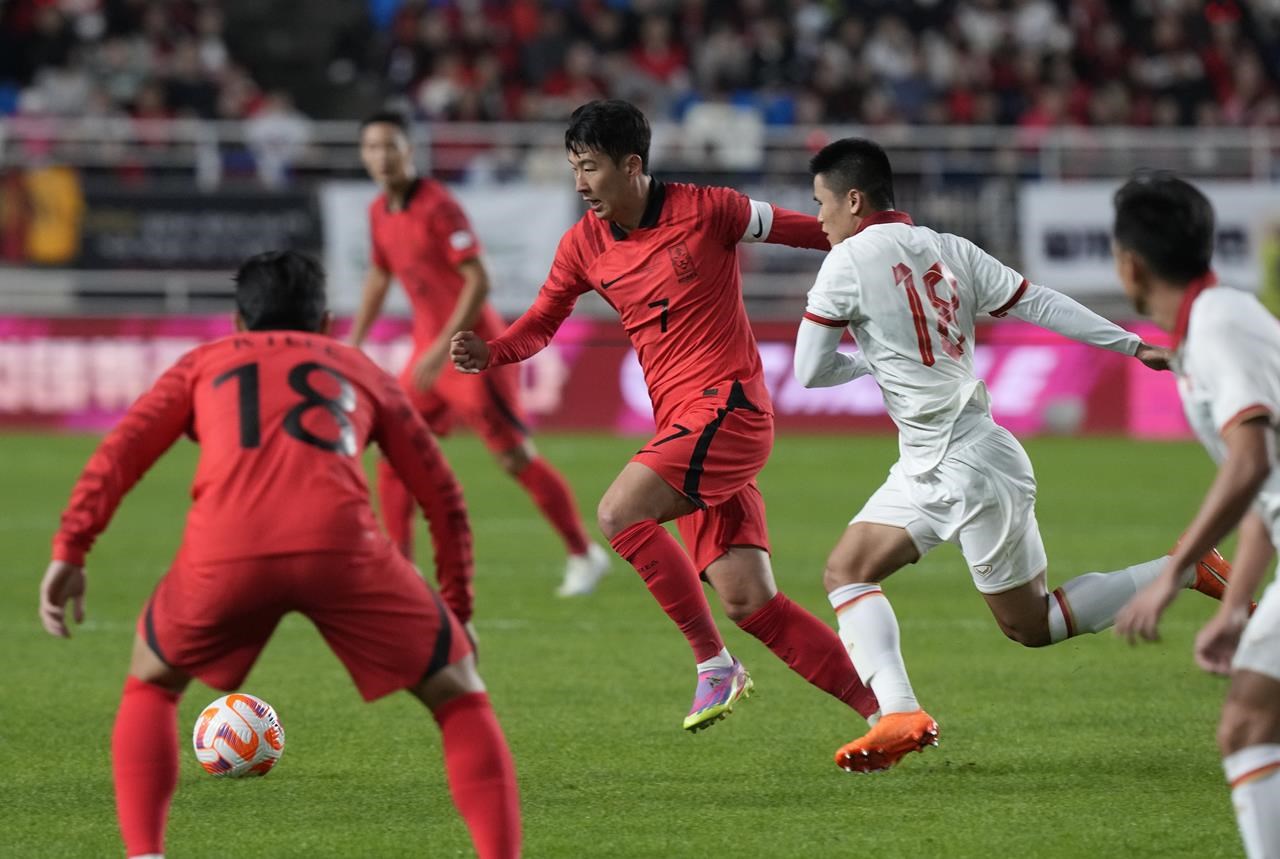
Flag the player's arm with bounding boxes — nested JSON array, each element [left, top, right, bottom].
[[372, 376, 475, 623], [1002, 282, 1145, 355], [42, 358, 195, 637], [1117, 416, 1273, 644], [350, 264, 393, 349], [719, 190, 829, 251], [964, 238, 1155, 360], [1196, 509, 1275, 674], [452, 234, 588, 372], [794, 318, 871, 388], [411, 259, 490, 390], [795, 246, 866, 387]]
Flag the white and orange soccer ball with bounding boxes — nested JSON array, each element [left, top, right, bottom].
[[192, 693, 285, 778]]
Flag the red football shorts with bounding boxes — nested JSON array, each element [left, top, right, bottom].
[[138, 545, 472, 701], [633, 381, 774, 571], [400, 347, 528, 453]]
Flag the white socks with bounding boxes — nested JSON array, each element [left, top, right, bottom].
[[1047, 557, 1167, 643], [696, 647, 733, 673], [1224, 744, 1280, 859], [829, 583, 919, 715]]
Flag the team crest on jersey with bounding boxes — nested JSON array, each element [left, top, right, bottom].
[[668, 243, 698, 283]]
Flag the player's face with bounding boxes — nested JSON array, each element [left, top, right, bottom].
[[360, 123, 412, 188], [1113, 241, 1149, 316], [567, 148, 634, 221], [813, 174, 857, 246]]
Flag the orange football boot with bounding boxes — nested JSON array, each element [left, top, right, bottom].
[[1186, 546, 1257, 614], [834, 709, 939, 773]]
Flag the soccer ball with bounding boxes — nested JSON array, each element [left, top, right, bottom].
[[192, 693, 285, 778]]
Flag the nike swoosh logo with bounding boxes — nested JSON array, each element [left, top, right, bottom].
[[601, 276, 624, 289], [751, 210, 763, 239]]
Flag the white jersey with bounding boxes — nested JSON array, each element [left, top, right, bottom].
[[1176, 283, 1280, 546], [803, 212, 1140, 474]]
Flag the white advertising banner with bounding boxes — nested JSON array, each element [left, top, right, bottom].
[[320, 180, 580, 316], [1018, 181, 1275, 295]]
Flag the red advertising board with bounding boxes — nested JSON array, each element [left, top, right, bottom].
[[0, 316, 1188, 438]]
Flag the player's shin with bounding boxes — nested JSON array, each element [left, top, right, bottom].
[[1047, 557, 1166, 641], [514, 458, 590, 556], [610, 520, 726, 663], [433, 692, 521, 859], [112, 677, 180, 858], [738, 592, 878, 719], [1224, 744, 1280, 859], [377, 457, 416, 558], [828, 583, 918, 715]]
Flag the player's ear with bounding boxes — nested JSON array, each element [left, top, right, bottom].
[[624, 153, 644, 177], [847, 188, 863, 217]]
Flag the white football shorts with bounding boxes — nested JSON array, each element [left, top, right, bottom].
[[852, 421, 1047, 594], [1233, 579, 1280, 681]]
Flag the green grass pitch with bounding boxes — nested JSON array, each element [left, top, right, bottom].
[[0, 431, 1245, 857]]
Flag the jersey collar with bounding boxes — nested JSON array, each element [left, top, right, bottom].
[[385, 178, 422, 213], [1171, 271, 1218, 348], [609, 178, 666, 240], [852, 209, 914, 236]]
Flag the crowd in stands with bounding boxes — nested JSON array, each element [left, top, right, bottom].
[[364, 0, 1280, 129], [4, 0, 1280, 132]]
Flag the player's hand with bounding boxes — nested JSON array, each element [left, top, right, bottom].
[[1194, 605, 1249, 675], [1114, 566, 1182, 644], [39, 560, 86, 638], [450, 331, 489, 374], [1135, 343, 1173, 371], [412, 347, 448, 391]]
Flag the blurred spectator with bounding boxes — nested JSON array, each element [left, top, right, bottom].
[[8, 0, 1280, 134], [244, 91, 310, 189]]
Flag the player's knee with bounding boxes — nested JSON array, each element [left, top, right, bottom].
[[1218, 701, 1280, 755], [596, 500, 633, 541], [998, 617, 1052, 648], [823, 552, 873, 590], [498, 446, 532, 475], [722, 591, 767, 624]]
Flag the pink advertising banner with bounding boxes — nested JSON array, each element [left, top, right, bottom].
[[0, 316, 1187, 438]]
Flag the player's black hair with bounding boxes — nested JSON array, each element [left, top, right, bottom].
[[565, 99, 651, 171], [233, 250, 328, 332], [808, 138, 895, 211], [360, 110, 409, 136], [1112, 170, 1215, 284]]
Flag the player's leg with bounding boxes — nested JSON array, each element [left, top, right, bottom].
[[452, 363, 606, 594], [1220, 586, 1280, 859], [306, 548, 519, 859], [825, 520, 941, 771], [379, 373, 452, 559], [408, 656, 521, 859], [115, 558, 283, 859], [692, 486, 878, 720], [821, 460, 945, 771], [494, 438, 609, 597], [113, 632, 191, 859]]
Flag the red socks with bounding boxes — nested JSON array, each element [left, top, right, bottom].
[[433, 692, 521, 859], [610, 520, 725, 663], [738, 593, 880, 719], [112, 676, 180, 858], [515, 458, 589, 556], [377, 457, 416, 558]]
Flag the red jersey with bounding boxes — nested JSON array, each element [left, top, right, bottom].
[[53, 331, 474, 617], [369, 178, 507, 344], [486, 180, 828, 425]]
